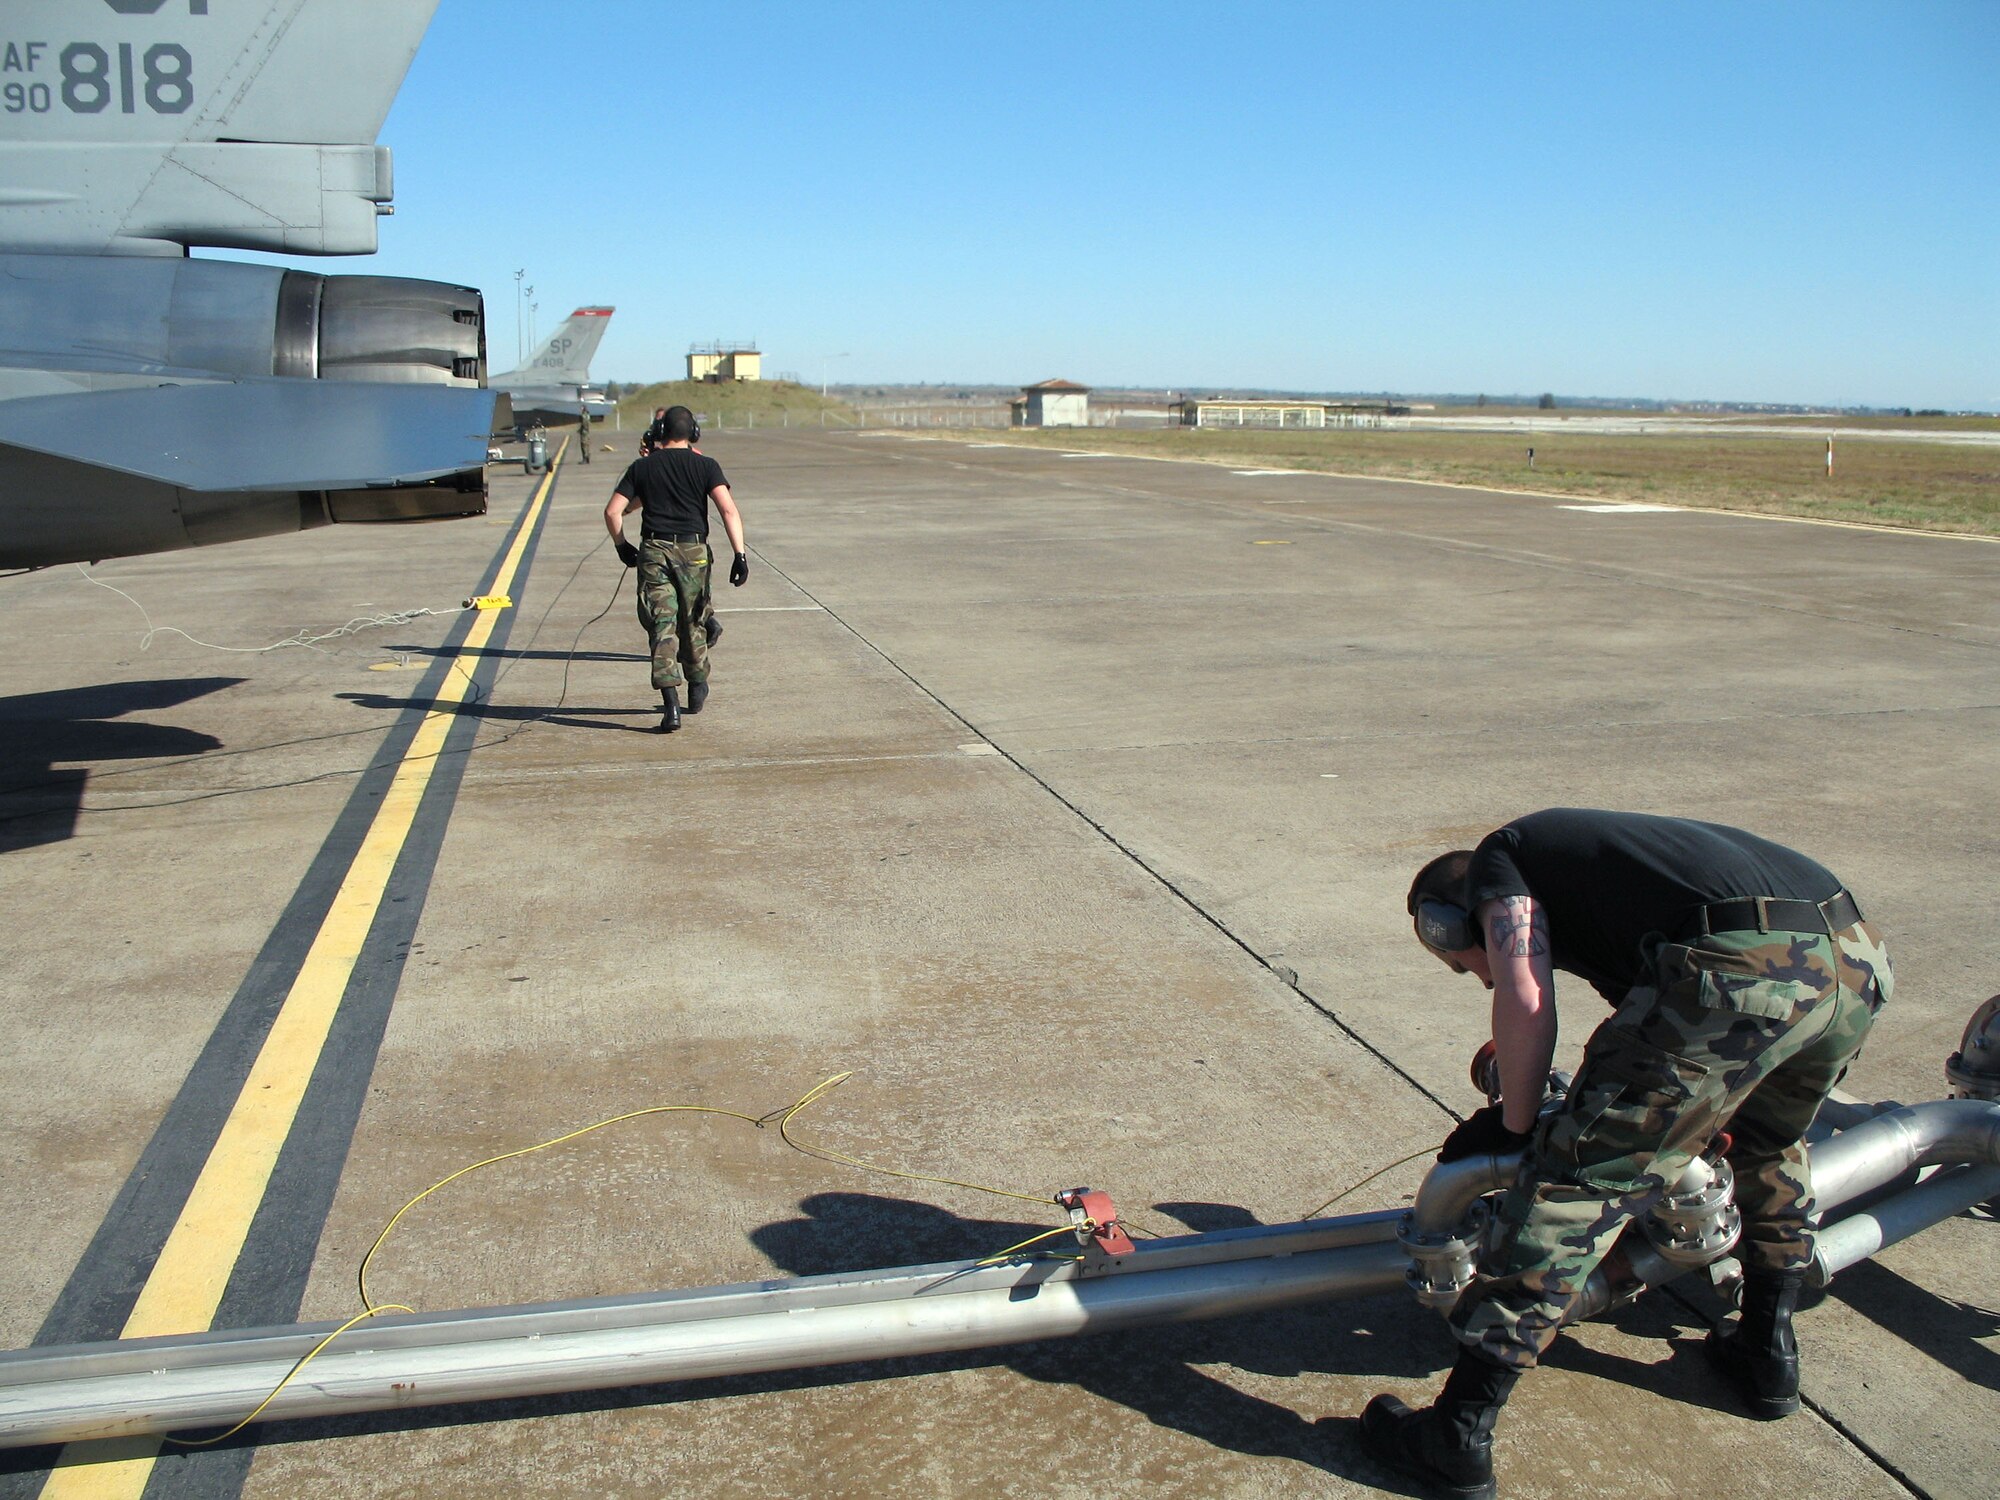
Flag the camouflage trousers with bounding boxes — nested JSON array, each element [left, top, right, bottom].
[[1450, 919, 1892, 1370], [635, 538, 711, 692]]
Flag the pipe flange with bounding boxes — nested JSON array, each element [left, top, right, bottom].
[[1946, 995, 2000, 1102], [1398, 1200, 1488, 1311], [1642, 1156, 1742, 1270]]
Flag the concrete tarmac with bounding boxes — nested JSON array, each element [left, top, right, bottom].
[[0, 429, 1993, 1498]]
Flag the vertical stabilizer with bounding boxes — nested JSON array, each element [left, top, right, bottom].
[[497, 308, 614, 385], [0, 0, 446, 254]]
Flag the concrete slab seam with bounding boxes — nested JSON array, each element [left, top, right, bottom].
[[746, 549, 1466, 1133]]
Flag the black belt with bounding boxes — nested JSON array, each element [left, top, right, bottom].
[[643, 533, 707, 545], [1683, 889, 1861, 939]]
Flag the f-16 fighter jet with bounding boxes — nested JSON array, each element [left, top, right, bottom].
[[0, 0, 498, 568]]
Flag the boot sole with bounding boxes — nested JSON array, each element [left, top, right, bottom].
[[1742, 1393, 1801, 1420]]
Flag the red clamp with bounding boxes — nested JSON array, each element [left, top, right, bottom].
[[1056, 1187, 1136, 1258]]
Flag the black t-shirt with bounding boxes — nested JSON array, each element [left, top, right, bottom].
[[1461, 808, 1841, 994], [615, 448, 728, 539]]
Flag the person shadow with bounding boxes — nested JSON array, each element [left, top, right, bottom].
[[334, 689, 657, 735]]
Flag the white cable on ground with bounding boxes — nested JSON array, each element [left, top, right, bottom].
[[75, 564, 461, 654]]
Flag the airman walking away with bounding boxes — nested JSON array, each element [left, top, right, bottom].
[[602, 406, 749, 732]]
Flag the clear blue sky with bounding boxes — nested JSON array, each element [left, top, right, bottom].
[[337, 1, 1997, 409]]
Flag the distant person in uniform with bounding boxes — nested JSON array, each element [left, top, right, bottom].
[[576, 404, 592, 463], [635, 411, 719, 646], [603, 405, 750, 733], [1360, 808, 1891, 1499]]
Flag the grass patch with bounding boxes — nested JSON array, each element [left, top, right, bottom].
[[613, 380, 859, 432], [982, 427, 2000, 536]]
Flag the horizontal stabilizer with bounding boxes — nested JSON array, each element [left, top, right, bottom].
[[0, 381, 496, 492]]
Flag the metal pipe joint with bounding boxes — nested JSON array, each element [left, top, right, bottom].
[[1946, 994, 2000, 1101]]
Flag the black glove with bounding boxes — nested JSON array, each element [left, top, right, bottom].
[[615, 538, 639, 568], [1437, 1104, 1532, 1164], [729, 551, 749, 587]]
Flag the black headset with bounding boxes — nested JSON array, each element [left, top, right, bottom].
[[652, 406, 700, 445], [1411, 895, 1477, 953]]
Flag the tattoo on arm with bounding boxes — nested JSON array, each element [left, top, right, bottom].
[[1486, 896, 1549, 958]]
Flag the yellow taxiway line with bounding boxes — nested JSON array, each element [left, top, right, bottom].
[[41, 449, 565, 1497]]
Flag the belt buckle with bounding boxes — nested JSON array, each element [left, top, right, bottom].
[[1753, 897, 1771, 933]]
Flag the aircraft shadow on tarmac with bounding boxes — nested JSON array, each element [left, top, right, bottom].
[[0, 1192, 1819, 1488], [336, 689, 656, 735], [0, 679, 236, 854]]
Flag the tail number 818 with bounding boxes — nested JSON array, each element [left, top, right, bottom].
[[58, 41, 192, 114]]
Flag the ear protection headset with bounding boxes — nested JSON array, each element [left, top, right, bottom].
[[656, 406, 699, 445], [1411, 894, 1477, 953]]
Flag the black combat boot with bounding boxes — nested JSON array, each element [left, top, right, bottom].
[[703, 611, 721, 646], [1360, 1348, 1519, 1500], [657, 687, 681, 734], [1705, 1267, 1804, 1418], [686, 680, 708, 714]]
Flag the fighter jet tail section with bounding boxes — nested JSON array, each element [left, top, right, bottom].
[[492, 309, 615, 389], [0, 253, 491, 567], [0, 1, 442, 256], [490, 308, 615, 428], [0, 3, 500, 568]]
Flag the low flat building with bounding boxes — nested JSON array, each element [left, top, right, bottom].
[[1015, 378, 1090, 427], [1173, 399, 1394, 429], [688, 342, 763, 382]]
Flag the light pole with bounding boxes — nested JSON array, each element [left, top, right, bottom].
[[513, 269, 525, 366], [820, 352, 850, 398], [525, 290, 536, 355]]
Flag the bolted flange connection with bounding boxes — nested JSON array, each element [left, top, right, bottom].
[[1400, 1153, 1741, 1315], [1399, 1198, 1489, 1310], [1946, 995, 2000, 1102], [1641, 1155, 1742, 1269]]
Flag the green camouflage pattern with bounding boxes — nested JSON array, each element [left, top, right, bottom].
[[1450, 919, 1891, 1370], [635, 538, 711, 691]]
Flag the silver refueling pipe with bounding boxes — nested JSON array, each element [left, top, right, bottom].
[[0, 1025, 1993, 1451]]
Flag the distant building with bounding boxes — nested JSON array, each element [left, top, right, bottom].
[[687, 342, 763, 382], [1173, 398, 1401, 429], [1014, 378, 1090, 427]]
